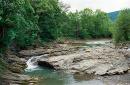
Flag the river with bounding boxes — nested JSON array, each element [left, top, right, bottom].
[[24, 40, 130, 85], [25, 67, 105, 85], [25, 64, 130, 85]]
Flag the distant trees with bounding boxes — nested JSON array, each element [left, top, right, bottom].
[[63, 12, 81, 39], [94, 10, 111, 38], [64, 8, 111, 39], [80, 8, 95, 39], [111, 9, 130, 43]]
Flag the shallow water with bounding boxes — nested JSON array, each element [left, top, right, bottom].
[[25, 67, 130, 85], [70, 39, 111, 48], [25, 67, 105, 85]]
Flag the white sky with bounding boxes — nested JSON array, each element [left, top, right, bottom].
[[59, 0, 130, 13]]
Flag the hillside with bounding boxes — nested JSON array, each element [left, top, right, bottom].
[[108, 11, 119, 21]]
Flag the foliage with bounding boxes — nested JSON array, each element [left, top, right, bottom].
[[64, 9, 111, 39], [111, 9, 130, 43], [94, 10, 111, 38], [0, 0, 39, 51], [31, 0, 66, 41], [1, 0, 127, 53]]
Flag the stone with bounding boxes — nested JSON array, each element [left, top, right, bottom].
[[2, 72, 39, 85], [38, 47, 129, 75]]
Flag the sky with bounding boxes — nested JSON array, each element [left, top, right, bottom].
[[59, 0, 130, 13]]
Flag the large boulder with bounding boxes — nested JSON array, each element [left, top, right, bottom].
[[38, 47, 129, 75]]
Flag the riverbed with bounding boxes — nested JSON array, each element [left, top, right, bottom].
[[24, 39, 130, 85]]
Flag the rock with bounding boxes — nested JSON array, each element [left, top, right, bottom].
[[18, 45, 80, 58], [38, 47, 129, 75], [5, 54, 26, 73], [1, 71, 39, 85], [8, 64, 24, 73], [1, 50, 38, 84], [124, 47, 128, 49], [19, 48, 47, 57]]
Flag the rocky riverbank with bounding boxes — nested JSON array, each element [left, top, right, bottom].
[[19, 40, 130, 75], [2, 39, 130, 84], [1, 50, 39, 85], [37, 47, 129, 75]]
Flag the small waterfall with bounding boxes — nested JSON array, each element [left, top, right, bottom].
[[25, 55, 43, 71]]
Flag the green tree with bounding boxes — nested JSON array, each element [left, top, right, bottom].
[[32, 0, 63, 41], [111, 9, 130, 43], [94, 10, 111, 38], [64, 12, 82, 39], [0, 0, 39, 51], [80, 8, 95, 38]]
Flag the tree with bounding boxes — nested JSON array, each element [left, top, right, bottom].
[[80, 8, 95, 38], [111, 9, 130, 43], [94, 10, 111, 38], [0, 0, 39, 51], [64, 12, 81, 39], [35, 0, 64, 41]]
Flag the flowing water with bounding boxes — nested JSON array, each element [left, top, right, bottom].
[[25, 40, 130, 85]]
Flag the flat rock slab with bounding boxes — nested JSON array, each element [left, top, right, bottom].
[[38, 47, 129, 75]]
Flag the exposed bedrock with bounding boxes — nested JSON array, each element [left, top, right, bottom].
[[38, 47, 129, 75]]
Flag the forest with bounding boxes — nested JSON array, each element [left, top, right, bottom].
[[0, 0, 130, 52], [0, 0, 130, 84]]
